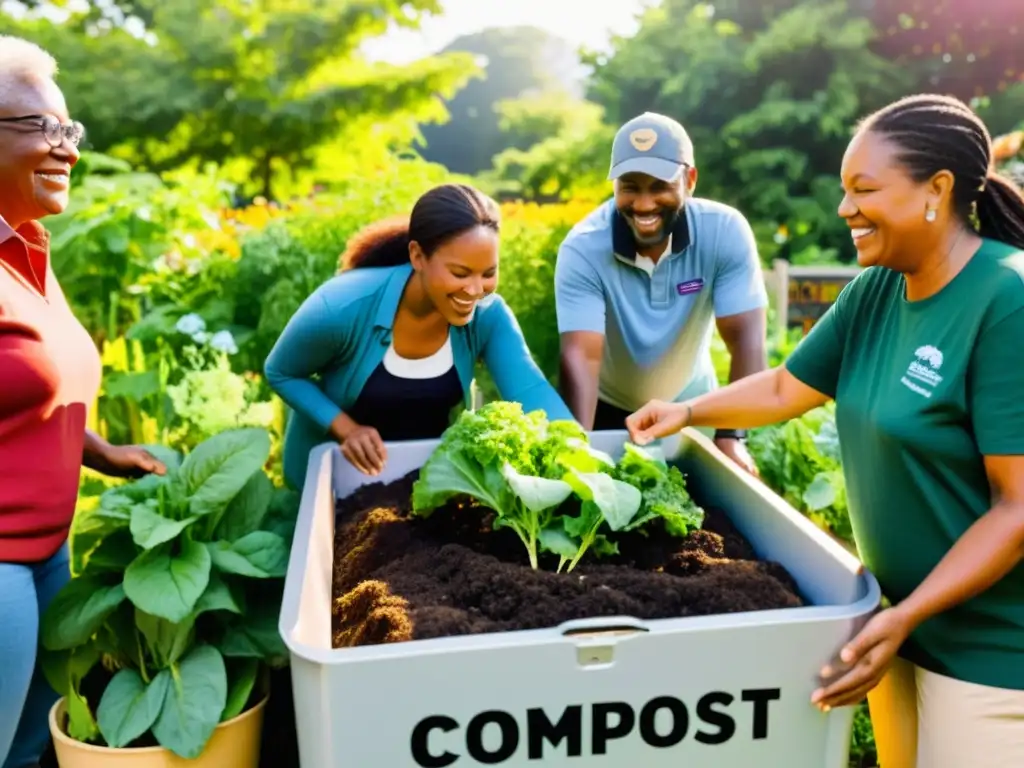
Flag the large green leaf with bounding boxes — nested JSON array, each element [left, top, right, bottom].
[[553, 439, 616, 474], [222, 659, 259, 722], [194, 570, 242, 616], [803, 471, 838, 511], [178, 429, 271, 518], [411, 450, 506, 514], [151, 645, 228, 759], [206, 543, 265, 579], [565, 472, 643, 531], [67, 682, 100, 743], [207, 531, 288, 579], [94, 601, 139, 667], [229, 532, 288, 576], [96, 668, 170, 748], [212, 470, 273, 542], [261, 487, 300, 543], [81, 527, 138, 575], [69, 502, 131, 575], [40, 577, 126, 651], [124, 539, 211, 623], [136, 609, 196, 668], [38, 641, 101, 699], [41, 624, 103, 742], [105, 473, 167, 504], [215, 593, 286, 662], [130, 504, 200, 550], [537, 526, 579, 559], [217, 619, 286, 661], [501, 463, 573, 512]]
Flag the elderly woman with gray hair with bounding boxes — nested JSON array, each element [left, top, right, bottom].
[[0, 36, 166, 767]]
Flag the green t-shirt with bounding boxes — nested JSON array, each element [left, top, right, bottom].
[[785, 238, 1024, 690]]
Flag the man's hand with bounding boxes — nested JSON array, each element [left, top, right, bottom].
[[92, 444, 167, 479], [714, 437, 758, 478]]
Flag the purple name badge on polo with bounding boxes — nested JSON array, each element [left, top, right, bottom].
[[676, 278, 704, 295]]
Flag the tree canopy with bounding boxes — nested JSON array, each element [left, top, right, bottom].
[[3, 0, 1021, 249], [2, 0, 478, 198], [487, 0, 1024, 261]]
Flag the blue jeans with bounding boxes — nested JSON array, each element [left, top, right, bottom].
[[0, 544, 70, 768]]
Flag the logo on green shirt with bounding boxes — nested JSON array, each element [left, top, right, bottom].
[[902, 345, 944, 397]]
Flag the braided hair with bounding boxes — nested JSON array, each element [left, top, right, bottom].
[[340, 184, 500, 270], [859, 93, 1024, 251]]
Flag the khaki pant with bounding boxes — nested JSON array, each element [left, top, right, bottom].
[[868, 656, 1024, 768]]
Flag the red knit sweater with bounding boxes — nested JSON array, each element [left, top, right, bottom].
[[0, 219, 101, 563]]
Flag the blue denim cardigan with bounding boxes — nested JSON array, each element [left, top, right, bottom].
[[265, 263, 574, 487]]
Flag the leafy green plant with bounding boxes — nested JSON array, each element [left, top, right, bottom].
[[45, 153, 232, 343], [541, 469, 642, 572], [166, 343, 278, 451], [612, 443, 706, 535], [411, 402, 704, 571], [747, 404, 852, 545], [39, 428, 297, 759], [849, 702, 878, 767]]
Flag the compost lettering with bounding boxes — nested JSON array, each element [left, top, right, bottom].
[[409, 689, 781, 766]]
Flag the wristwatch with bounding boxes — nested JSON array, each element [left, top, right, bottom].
[[714, 428, 747, 441]]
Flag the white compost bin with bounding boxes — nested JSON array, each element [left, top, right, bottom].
[[280, 428, 880, 768]]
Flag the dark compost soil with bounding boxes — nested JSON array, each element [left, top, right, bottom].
[[331, 471, 804, 648]]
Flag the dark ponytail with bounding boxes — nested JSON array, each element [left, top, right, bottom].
[[977, 172, 1024, 251], [340, 183, 500, 271], [861, 93, 1024, 251]]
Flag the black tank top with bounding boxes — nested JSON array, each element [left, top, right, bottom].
[[345, 338, 463, 442]]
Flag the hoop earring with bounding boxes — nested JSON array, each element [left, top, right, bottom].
[[925, 208, 937, 222]]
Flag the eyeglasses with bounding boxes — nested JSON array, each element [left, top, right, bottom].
[[0, 114, 85, 147]]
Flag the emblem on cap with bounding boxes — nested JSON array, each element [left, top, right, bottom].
[[629, 128, 658, 151]]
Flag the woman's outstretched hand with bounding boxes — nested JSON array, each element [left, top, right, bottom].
[[626, 400, 691, 445], [341, 425, 387, 476]]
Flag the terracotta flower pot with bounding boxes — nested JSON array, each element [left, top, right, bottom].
[[47, 695, 268, 768]]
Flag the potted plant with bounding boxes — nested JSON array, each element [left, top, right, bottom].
[[39, 427, 294, 766]]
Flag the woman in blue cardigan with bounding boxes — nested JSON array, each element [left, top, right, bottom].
[[265, 183, 574, 488]]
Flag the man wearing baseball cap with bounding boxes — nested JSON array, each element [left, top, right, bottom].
[[554, 112, 768, 475]]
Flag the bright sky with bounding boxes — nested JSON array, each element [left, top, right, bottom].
[[0, 0, 653, 63], [360, 0, 655, 64]]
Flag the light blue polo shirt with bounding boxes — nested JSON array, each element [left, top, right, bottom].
[[554, 196, 767, 412]]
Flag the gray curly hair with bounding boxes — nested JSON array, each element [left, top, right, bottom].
[[0, 35, 58, 107]]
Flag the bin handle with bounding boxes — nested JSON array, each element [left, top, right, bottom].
[[558, 616, 650, 638]]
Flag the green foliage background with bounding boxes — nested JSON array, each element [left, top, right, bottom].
[[3, 1, 1024, 765]]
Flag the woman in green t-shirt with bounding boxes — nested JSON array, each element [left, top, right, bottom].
[[626, 94, 1024, 768]]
